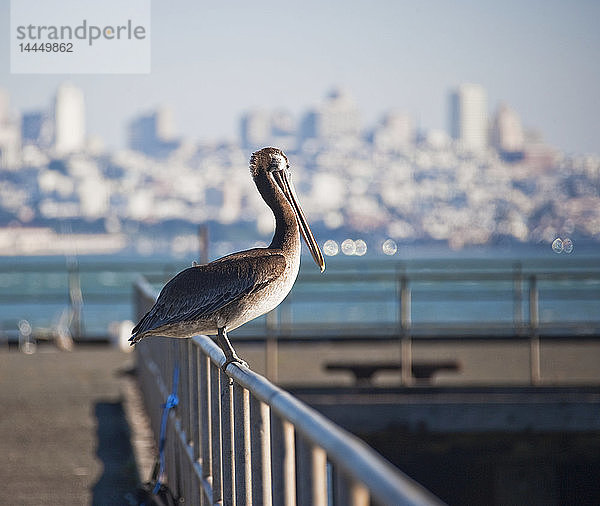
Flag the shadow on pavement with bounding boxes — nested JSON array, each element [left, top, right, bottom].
[[92, 401, 140, 506]]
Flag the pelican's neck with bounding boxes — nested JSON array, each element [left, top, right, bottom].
[[254, 171, 299, 252]]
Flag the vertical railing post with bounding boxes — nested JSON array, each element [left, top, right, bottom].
[[251, 397, 272, 506], [281, 297, 292, 338], [181, 340, 190, 443], [296, 435, 311, 506], [400, 273, 413, 386], [265, 308, 279, 382], [529, 274, 541, 384], [210, 364, 223, 503], [234, 385, 252, 505], [191, 344, 200, 463], [311, 446, 327, 506], [271, 415, 296, 506], [334, 468, 369, 506], [168, 342, 179, 497], [199, 353, 212, 491], [513, 261, 524, 335], [221, 375, 235, 506], [296, 436, 327, 506]]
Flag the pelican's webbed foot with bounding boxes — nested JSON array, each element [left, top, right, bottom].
[[222, 354, 249, 372], [217, 327, 248, 372]]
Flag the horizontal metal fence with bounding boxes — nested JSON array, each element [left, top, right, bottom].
[[134, 258, 600, 387], [0, 258, 183, 341], [230, 260, 600, 340], [134, 278, 443, 506]]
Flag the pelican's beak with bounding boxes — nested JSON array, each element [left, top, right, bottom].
[[274, 170, 325, 272]]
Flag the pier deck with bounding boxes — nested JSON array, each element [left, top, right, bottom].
[[0, 347, 153, 506]]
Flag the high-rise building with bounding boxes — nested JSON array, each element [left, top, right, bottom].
[[129, 106, 180, 158], [0, 89, 21, 169], [491, 103, 524, 162], [54, 83, 85, 155], [240, 109, 296, 151], [372, 112, 414, 151], [240, 110, 272, 150], [0, 89, 9, 125], [449, 84, 488, 152], [22, 111, 53, 148], [299, 88, 361, 142]]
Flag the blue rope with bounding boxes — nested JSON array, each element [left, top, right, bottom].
[[153, 363, 180, 495]]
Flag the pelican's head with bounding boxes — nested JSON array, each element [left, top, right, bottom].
[[250, 147, 325, 272], [249, 147, 288, 178]]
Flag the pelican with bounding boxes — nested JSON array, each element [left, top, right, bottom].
[[130, 147, 325, 368]]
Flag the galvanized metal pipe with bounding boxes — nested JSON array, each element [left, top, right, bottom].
[[199, 352, 211, 481], [191, 344, 200, 463], [270, 414, 296, 506], [529, 274, 541, 384], [295, 434, 312, 506], [234, 384, 252, 505], [221, 376, 235, 506], [250, 396, 272, 506], [210, 363, 223, 503], [134, 276, 443, 506], [218, 338, 441, 506]]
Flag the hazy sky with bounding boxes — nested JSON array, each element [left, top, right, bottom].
[[1, 0, 599, 154]]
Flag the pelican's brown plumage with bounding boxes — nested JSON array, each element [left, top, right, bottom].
[[130, 147, 325, 368]]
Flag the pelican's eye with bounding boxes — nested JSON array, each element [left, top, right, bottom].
[[269, 154, 287, 173]]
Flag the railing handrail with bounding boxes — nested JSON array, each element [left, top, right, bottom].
[[207, 337, 438, 506], [134, 276, 444, 505], [136, 266, 600, 330]]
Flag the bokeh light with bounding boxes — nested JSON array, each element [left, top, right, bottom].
[[354, 239, 367, 256], [552, 238, 563, 254], [341, 239, 356, 256], [323, 239, 339, 256], [552, 237, 574, 254], [382, 239, 397, 255]]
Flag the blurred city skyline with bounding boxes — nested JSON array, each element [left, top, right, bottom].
[[1, 1, 599, 155], [2, 81, 542, 160], [2, 78, 599, 257]]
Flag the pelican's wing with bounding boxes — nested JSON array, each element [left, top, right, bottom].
[[131, 251, 286, 341]]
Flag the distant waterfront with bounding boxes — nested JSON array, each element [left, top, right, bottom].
[[0, 227, 126, 256]]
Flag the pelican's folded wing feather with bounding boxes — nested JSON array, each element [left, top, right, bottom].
[[131, 251, 286, 341]]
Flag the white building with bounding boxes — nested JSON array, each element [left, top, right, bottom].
[[449, 84, 488, 152], [491, 103, 524, 157], [240, 110, 272, 149], [373, 112, 414, 151], [300, 88, 361, 142], [0, 89, 21, 169], [129, 106, 179, 158], [22, 111, 53, 148], [240, 109, 296, 151], [54, 83, 85, 155]]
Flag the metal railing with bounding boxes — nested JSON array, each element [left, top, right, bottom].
[[134, 278, 443, 506], [135, 256, 600, 386], [230, 259, 600, 340], [0, 258, 183, 342]]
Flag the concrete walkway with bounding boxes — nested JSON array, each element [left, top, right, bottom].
[[0, 347, 155, 506]]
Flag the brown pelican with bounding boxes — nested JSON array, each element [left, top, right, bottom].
[[130, 147, 325, 368]]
